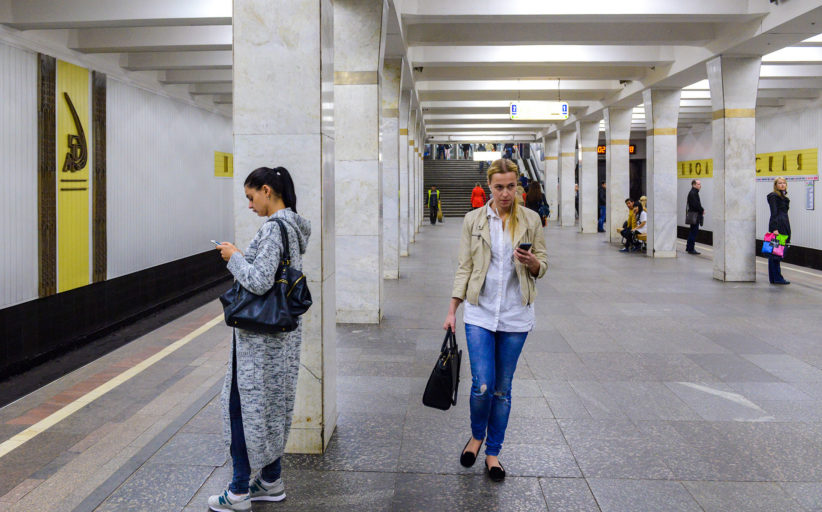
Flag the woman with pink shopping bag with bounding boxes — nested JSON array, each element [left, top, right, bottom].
[[766, 177, 791, 285]]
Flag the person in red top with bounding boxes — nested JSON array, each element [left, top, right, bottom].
[[471, 183, 487, 209]]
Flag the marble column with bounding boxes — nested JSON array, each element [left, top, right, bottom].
[[408, 109, 417, 242], [542, 134, 559, 222], [234, 0, 336, 453], [398, 88, 410, 257], [334, 0, 387, 322], [577, 120, 600, 233], [604, 107, 632, 244], [558, 130, 576, 227], [381, 60, 400, 279], [643, 88, 681, 258], [415, 118, 423, 231], [708, 56, 761, 281]]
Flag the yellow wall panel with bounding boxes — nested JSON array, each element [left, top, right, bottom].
[[678, 158, 713, 179], [56, 60, 90, 293], [214, 151, 233, 177], [755, 148, 818, 177]]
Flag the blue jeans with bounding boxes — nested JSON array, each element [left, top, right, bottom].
[[464, 324, 528, 456], [229, 340, 281, 494], [597, 206, 606, 231], [768, 254, 783, 283], [686, 223, 699, 252]]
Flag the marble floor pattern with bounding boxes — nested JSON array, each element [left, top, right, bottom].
[[4, 221, 822, 511]]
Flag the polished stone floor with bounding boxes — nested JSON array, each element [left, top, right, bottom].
[[3, 221, 822, 511]]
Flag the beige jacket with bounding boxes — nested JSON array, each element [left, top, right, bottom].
[[451, 203, 548, 306]]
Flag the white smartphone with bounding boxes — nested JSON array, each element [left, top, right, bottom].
[[210, 240, 221, 246]]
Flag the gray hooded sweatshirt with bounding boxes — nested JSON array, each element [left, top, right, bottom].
[[222, 207, 311, 468]]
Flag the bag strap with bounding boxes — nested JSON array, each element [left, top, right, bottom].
[[271, 218, 291, 267]]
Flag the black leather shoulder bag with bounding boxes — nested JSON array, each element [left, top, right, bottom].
[[220, 218, 312, 333]]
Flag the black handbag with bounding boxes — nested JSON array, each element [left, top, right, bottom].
[[685, 210, 699, 225], [220, 218, 312, 333], [422, 328, 462, 410]]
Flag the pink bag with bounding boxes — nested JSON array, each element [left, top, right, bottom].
[[772, 244, 785, 258], [764, 232, 776, 242]]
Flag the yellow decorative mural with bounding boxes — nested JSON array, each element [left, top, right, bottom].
[[755, 148, 817, 176], [678, 158, 713, 179], [57, 60, 90, 293], [215, 151, 233, 177]]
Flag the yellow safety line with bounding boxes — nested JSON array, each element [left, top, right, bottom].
[[0, 314, 224, 460]]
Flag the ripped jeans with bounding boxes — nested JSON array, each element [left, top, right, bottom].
[[464, 324, 528, 456]]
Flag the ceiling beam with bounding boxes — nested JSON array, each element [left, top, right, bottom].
[[159, 69, 232, 84], [189, 83, 232, 95], [408, 45, 676, 66], [414, 65, 651, 81], [68, 25, 232, 53], [0, 0, 231, 29], [417, 79, 621, 92], [120, 50, 231, 70]]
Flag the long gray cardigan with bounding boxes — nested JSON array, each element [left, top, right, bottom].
[[222, 208, 311, 468]]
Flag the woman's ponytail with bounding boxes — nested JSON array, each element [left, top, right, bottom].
[[244, 166, 298, 213]]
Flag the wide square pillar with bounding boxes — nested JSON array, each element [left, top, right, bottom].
[[234, 0, 336, 453], [558, 130, 576, 227], [334, 0, 387, 323], [407, 108, 417, 243], [643, 89, 681, 258], [398, 87, 410, 257], [708, 56, 761, 282], [604, 108, 632, 244], [381, 60, 400, 279], [542, 134, 559, 221], [577, 120, 600, 233]]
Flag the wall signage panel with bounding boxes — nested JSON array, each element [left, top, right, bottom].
[[678, 158, 713, 179], [214, 151, 233, 177], [755, 148, 817, 177]]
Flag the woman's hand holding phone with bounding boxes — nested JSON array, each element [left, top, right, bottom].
[[215, 241, 241, 262]]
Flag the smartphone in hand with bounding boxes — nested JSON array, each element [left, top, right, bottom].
[[210, 240, 221, 246], [518, 243, 532, 251]]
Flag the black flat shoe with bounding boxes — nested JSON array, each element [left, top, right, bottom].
[[485, 460, 506, 482], [460, 438, 483, 468]]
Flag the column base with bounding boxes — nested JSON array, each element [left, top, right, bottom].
[[336, 308, 382, 323], [400, 250, 409, 257], [383, 270, 399, 279], [286, 425, 333, 454], [713, 269, 756, 282], [652, 250, 676, 258]]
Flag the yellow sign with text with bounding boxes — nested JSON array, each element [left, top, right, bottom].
[[57, 60, 90, 293], [678, 159, 713, 179], [215, 151, 233, 177], [755, 148, 817, 176]]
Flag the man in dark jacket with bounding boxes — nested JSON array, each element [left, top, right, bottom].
[[597, 181, 607, 232], [686, 179, 705, 254], [427, 186, 440, 225]]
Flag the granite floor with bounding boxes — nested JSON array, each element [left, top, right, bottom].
[[3, 221, 822, 511]]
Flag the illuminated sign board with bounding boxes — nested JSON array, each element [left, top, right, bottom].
[[596, 145, 635, 155], [473, 151, 502, 161], [510, 101, 569, 120]]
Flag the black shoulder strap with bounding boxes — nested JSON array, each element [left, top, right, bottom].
[[272, 218, 291, 264]]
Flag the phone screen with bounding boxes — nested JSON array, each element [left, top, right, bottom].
[[211, 240, 221, 246], [518, 243, 532, 251]]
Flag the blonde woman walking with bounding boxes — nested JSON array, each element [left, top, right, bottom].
[[443, 159, 548, 482]]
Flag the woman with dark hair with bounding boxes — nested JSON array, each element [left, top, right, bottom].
[[445, 159, 548, 482], [209, 166, 311, 511], [767, 176, 791, 285], [524, 182, 546, 226]]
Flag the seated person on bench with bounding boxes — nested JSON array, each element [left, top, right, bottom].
[[618, 198, 636, 249], [621, 201, 647, 252]]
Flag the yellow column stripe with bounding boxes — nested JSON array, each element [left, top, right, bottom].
[[712, 108, 756, 120], [409, 140, 415, 146], [0, 314, 224, 460], [399, 128, 408, 135], [333, 71, 378, 85], [581, 147, 598, 152], [647, 128, 677, 136], [544, 156, 558, 160], [560, 152, 575, 157], [609, 139, 630, 145]]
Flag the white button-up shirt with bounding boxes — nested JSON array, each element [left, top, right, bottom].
[[463, 203, 535, 333]]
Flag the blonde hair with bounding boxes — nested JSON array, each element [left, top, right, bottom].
[[773, 176, 788, 196], [487, 158, 520, 242], [639, 195, 647, 210]]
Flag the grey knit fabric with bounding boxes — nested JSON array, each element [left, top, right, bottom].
[[222, 207, 311, 468]]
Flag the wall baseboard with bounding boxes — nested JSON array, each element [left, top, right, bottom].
[[0, 251, 230, 379], [677, 226, 822, 272]]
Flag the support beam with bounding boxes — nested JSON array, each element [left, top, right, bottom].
[[604, 108, 633, 244], [188, 83, 232, 95], [233, 0, 335, 454], [643, 89, 681, 258], [543, 134, 559, 222], [159, 69, 232, 84], [577, 120, 599, 233], [120, 51, 232, 71], [334, 0, 387, 323], [399, 87, 410, 257], [708, 56, 761, 282], [558, 129, 576, 228], [68, 25, 232, 53], [382, 60, 401, 279]]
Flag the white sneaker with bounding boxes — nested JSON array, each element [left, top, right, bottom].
[[248, 472, 286, 502], [207, 488, 251, 511]]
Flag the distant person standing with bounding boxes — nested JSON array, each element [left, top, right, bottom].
[[471, 182, 487, 209], [445, 144, 452, 160], [428, 185, 440, 225], [518, 173, 529, 190], [597, 181, 607, 232], [767, 177, 791, 285], [462, 144, 471, 159], [574, 183, 579, 219], [436, 144, 445, 160], [685, 179, 705, 255]]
